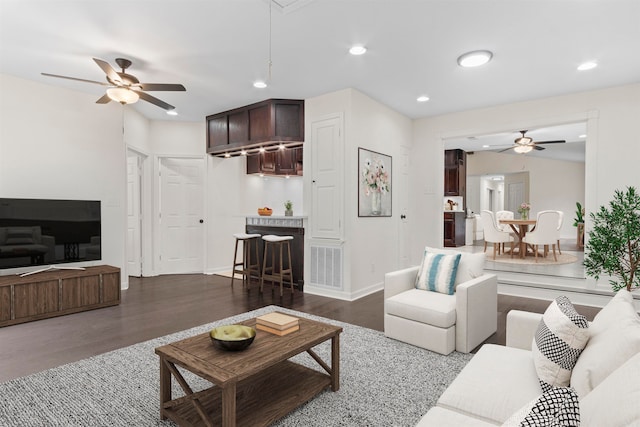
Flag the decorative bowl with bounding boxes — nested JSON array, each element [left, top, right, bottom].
[[257, 207, 273, 216], [209, 325, 256, 351]]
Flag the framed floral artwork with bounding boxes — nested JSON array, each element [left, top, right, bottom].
[[358, 147, 392, 217]]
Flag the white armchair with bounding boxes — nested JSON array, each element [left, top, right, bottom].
[[384, 249, 497, 355]]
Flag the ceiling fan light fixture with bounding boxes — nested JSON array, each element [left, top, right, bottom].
[[457, 50, 493, 68], [516, 136, 533, 145], [106, 87, 139, 104], [514, 145, 533, 154]]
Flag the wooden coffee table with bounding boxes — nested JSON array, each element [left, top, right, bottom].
[[154, 314, 342, 427]]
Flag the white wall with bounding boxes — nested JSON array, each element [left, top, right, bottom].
[[0, 74, 127, 280], [304, 88, 412, 299], [411, 83, 640, 291], [468, 151, 585, 238], [206, 154, 304, 275]]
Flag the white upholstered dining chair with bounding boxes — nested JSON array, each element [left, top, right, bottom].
[[556, 210, 564, 254], [480, 210, 514, 260], [522, 210, 561, 262], [495, 210, 515, 233]]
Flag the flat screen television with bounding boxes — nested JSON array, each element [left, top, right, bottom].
[[0, 198, 101, 271]]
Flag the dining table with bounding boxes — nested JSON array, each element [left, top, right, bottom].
[[499, 219, 537, 259]]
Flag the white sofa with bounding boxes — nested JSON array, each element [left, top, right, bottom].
[[417, 304, 640, 426], [384, 250, 497, 355]]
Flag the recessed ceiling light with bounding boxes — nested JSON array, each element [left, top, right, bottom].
[[417, 95, 430, 102], [349, 45, 367, 55], [579, 134, 587, 138], [253, 80, 267, 88], [577, 61, 597, 71], [482, 145, 490, 148], [166, 110, 178, 116], [457, 50, 493, 68]]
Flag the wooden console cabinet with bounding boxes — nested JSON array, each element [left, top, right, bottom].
[[0, 265, 120, 327]]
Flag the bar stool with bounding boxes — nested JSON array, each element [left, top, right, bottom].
[[260, 235, 294, 297], [231, 233, 261, 289]]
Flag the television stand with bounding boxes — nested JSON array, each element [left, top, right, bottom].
[[19, 265, 86, 278], [0, 265, 120, 327]]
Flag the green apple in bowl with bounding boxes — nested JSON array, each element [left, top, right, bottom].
[[210, 325, 256, 351]]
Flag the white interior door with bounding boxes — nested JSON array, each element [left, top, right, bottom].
[[311, 115, 344, 239], [159, 157, 205, 274], [126, 153, 142, 277]]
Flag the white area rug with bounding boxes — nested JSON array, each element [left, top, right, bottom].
[[0, 306, 472, 426]]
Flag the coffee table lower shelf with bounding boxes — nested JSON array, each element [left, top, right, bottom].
[[162, 360, 331, 427]]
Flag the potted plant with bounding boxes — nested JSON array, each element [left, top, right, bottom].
[[573, 201, 585, 226], [574, 201, 586, 248], [284, 200, 293, 216], [583, 186, 640, 292]]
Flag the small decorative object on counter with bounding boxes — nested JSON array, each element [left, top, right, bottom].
[[257, 207, 273, 216], [284, 200, 293, 216], [518, 202, 531, 220]]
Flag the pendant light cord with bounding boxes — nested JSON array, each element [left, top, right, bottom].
[[268, 0, 273, 81]]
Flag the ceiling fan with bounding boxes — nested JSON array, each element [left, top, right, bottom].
[[498, 130, 566, 153], [42, 58, 186, 111]]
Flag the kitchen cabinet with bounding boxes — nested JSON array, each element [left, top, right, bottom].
[[444, 149, 466, 200], [246, 147, 303, 176], [245, 223, 304, 291], [444, 211, 466, 247], [206, 99, 304, 157]]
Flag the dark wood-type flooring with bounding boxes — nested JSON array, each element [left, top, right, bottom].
[[0, 273, 600, 383]]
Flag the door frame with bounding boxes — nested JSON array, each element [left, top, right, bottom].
[[126, 147, 153, 276]]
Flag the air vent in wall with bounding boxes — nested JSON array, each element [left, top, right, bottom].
[[310, 245, 343, 290]]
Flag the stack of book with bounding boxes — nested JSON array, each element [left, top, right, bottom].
[[256, 312, 300, 336]]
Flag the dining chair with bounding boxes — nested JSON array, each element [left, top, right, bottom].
[[480, 210, 514, 260], [495, 210, 515, 231], [522, 210, 561, 262], [556, 210, 564, 254]]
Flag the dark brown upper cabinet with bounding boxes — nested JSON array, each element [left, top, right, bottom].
[[444, 149, 466, 198], [246, 147, 303, 176], [206, 99, 304, 157]]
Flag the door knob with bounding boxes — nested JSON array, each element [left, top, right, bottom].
[[199, 219, 204, 223], [400, 215, 406, 219]]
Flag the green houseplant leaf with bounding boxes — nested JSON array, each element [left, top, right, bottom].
[[583, 186, 640, 291], [573, 201, 584, 226]]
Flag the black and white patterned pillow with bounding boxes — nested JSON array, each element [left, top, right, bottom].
[[503, 387, 580, 427], [532, 296, 590, 392]]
